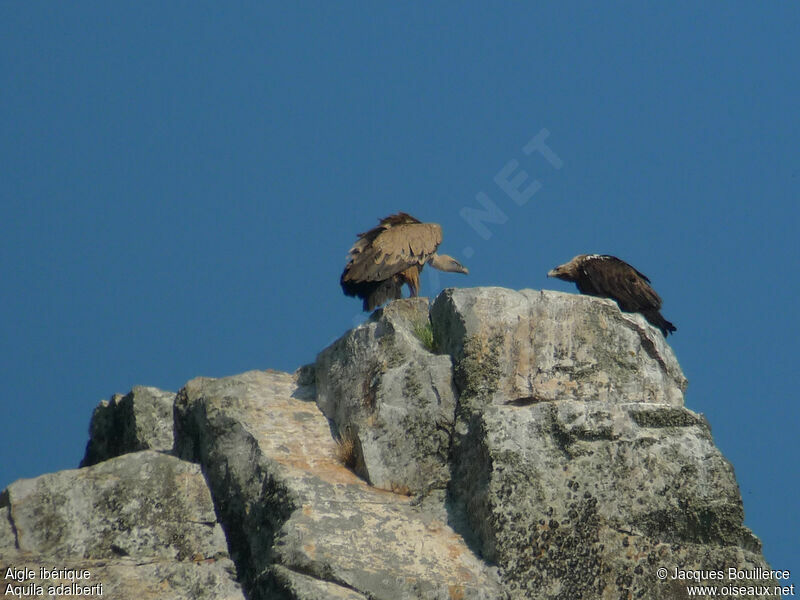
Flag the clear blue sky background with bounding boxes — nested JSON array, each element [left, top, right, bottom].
[[2, 2, 798, 582]]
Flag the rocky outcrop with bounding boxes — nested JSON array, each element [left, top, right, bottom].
[[0, 451, 243, 599], [80, 386, 176, 467], [173, 368, 501, 599], [432, 288, 771, 599], [432, 287, 686, 407], [0, 288, 780, 600], [315, 298, 457, 494]]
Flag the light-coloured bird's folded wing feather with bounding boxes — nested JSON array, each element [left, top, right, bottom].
[[342, 222, 442, 283]]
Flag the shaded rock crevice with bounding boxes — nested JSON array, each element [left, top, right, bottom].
[[257, 563, 372, 600], [81, 385, 176, 467], [0, 489, 21, 550], [174, 381, 300, 595]]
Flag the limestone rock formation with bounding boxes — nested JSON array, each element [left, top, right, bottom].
[[174, 368, 501, 599], [431, 287, 686, 407], [0, 287, 780, 600], [432, 288, 772, 599], [315, 298, 457, 494], [80, 385, 175, 467], [0, 451, 243, 599]]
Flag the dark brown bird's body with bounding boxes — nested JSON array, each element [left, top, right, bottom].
[[548, 254, 676, 336], [341, 213, 468, 311]]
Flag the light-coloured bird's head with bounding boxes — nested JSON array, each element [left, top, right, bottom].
[[547, 254, 586, 281], [429, 253, 469, 275]]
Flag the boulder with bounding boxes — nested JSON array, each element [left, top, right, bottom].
[[80, 386, 175, 467], [431, 288, 686, 407], [315, 299, 457, 494], [0, 450, 243, 599]]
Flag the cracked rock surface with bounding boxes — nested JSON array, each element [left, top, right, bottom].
[[0, 287, 778, 599], [174, 368, 501, 599], [0, 451, 243, 599], [432, 288, 776, 599], [315, 298, 458, 494], [80, 385, 176, 467]]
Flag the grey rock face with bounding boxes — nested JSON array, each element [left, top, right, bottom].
[[431, 287, 777, 599], [80, 385, 175, 467], [315, 298, 458, 494], [0, 286, 778, 600], [0, 450, 243, 599], [432, 288, 687, 407], [173, 368, 502, 600]]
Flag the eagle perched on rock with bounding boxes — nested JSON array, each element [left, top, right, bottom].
[[341, 213, 469, 311], [548, 254, 676, 336]]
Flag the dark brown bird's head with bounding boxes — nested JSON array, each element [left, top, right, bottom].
[[547, 254, 587, 281]]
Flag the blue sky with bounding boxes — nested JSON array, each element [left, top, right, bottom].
[[2, 2, 798, 581]]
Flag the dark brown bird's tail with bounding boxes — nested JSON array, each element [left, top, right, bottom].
[[642, 310, 677, 337], [363, 279, 403, 311]]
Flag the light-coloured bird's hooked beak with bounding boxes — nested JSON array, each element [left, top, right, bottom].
[[448, 257, 469, 275], [547, 267, 559, 278]]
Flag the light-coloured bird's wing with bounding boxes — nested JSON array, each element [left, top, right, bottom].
[[342, 222, 442, 283]]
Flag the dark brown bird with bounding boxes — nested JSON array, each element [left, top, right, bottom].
[[548, 254, 676, 336], [341, 213, 469, 311]]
